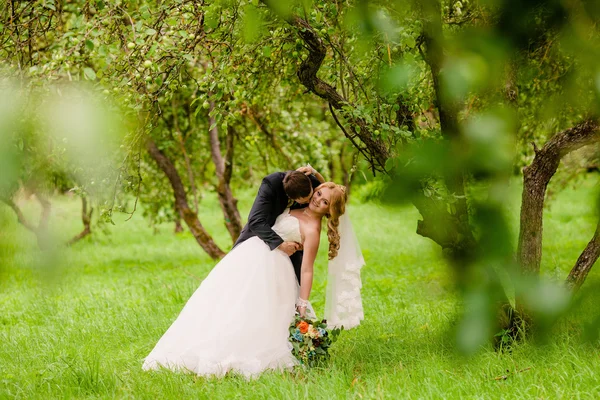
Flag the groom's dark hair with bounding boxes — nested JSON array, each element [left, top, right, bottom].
[[283, 171, 312, 200]]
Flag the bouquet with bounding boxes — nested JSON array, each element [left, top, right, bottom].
[[288, 315, 342, 367]]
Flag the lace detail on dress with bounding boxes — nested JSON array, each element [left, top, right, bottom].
[[325, 259, 364, 329], [324, 212, 364, 329]]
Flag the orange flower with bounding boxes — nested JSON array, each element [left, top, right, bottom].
[[297, 321, 309, 334]]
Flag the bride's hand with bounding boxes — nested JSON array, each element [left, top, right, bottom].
[[296, 297, 309, 317], [296, 165, 315, 176]]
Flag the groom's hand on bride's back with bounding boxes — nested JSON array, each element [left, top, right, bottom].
[[277, 241, 302, 256]]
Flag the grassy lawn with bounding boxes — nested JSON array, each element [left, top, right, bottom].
[[1, 175, 599, 399]]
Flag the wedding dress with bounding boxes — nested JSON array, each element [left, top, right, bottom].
[[142, 209, 302, 378]]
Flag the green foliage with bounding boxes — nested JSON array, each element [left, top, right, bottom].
[[1, 182, 600, 397], [1, 0, 599, 361], [0, 0, 353, 227], [0, 83, 126, 206]]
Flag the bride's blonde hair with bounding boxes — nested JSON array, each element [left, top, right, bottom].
[[315, 182, 348, 260]]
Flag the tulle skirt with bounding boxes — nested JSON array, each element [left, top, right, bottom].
[[142, 237, 299, 378]]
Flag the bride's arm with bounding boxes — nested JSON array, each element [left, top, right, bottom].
[[297, 229, 320, 316]]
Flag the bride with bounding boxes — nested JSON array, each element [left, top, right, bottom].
[[142, 182, 364, 378]]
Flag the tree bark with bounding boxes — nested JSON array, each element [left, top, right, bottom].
[[325, 138, 336, 183], [515, 120, 599, 327], [146, 138, 225, 259], [2, 197, 37, 233], [1, 192, 51, 250], [517, 120, 600, 275], [413, 195, 472, 257], [174, 205, 184, 233], [339, 144, 358, 194], [208, 100, 242, 243], [172, 104, 200, 214], [565, 217, 600, 292], [418, 1, 517, 344], [67, 196, 93, 246]]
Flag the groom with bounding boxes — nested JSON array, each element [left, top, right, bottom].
[[234, 166, 324, 284]]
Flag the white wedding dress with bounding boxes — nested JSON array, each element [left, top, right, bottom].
[[142, 209, 303, 378]]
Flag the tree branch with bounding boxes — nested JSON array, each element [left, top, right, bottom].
[[67, 196, 93, 246], [260, 1, 389, 172], [1, 196, 37, 233], [518, 119, 600, 275], [146, 138, 225, 259], [565, 215, 600, 292], [224, 125, 235, 184]]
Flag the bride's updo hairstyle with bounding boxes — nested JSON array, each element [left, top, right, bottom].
[[315, 182, 348, 260]]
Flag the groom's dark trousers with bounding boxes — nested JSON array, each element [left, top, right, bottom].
[[234, 171, 321, 284]]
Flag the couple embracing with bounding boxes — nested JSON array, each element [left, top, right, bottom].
[[143, 166, 364, 378]]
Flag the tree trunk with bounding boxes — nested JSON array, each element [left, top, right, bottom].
[[174, 205, 184, 234], [518, 120, 600, 275], [325, 139, 336, 183], [174, 219, 184, 233], [1, 192, 51, 250], [2, 197, 37, 232], [67, 196, 93, 246], [412, 193, 476, 260], [421, 0, 477, 262], [516, 120, 599, 323], [174, 119, 200, 214], [35, 191, 51, 233], [146, 138, 225, 259], [418, 1, 516, 345], [339, 144, 358, 195], [208, 100, 242, 243], [565, 217, 600, 291]]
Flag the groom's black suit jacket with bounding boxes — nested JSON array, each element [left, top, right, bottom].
[[234, 171, 321, 284]]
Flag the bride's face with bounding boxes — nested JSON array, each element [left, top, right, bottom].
[[308, 187, 333, 215]]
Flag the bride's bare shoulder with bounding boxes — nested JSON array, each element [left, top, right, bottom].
[[301, 221, 320, 241]]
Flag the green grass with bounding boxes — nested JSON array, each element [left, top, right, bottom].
[[1, 175, 600, 399]]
